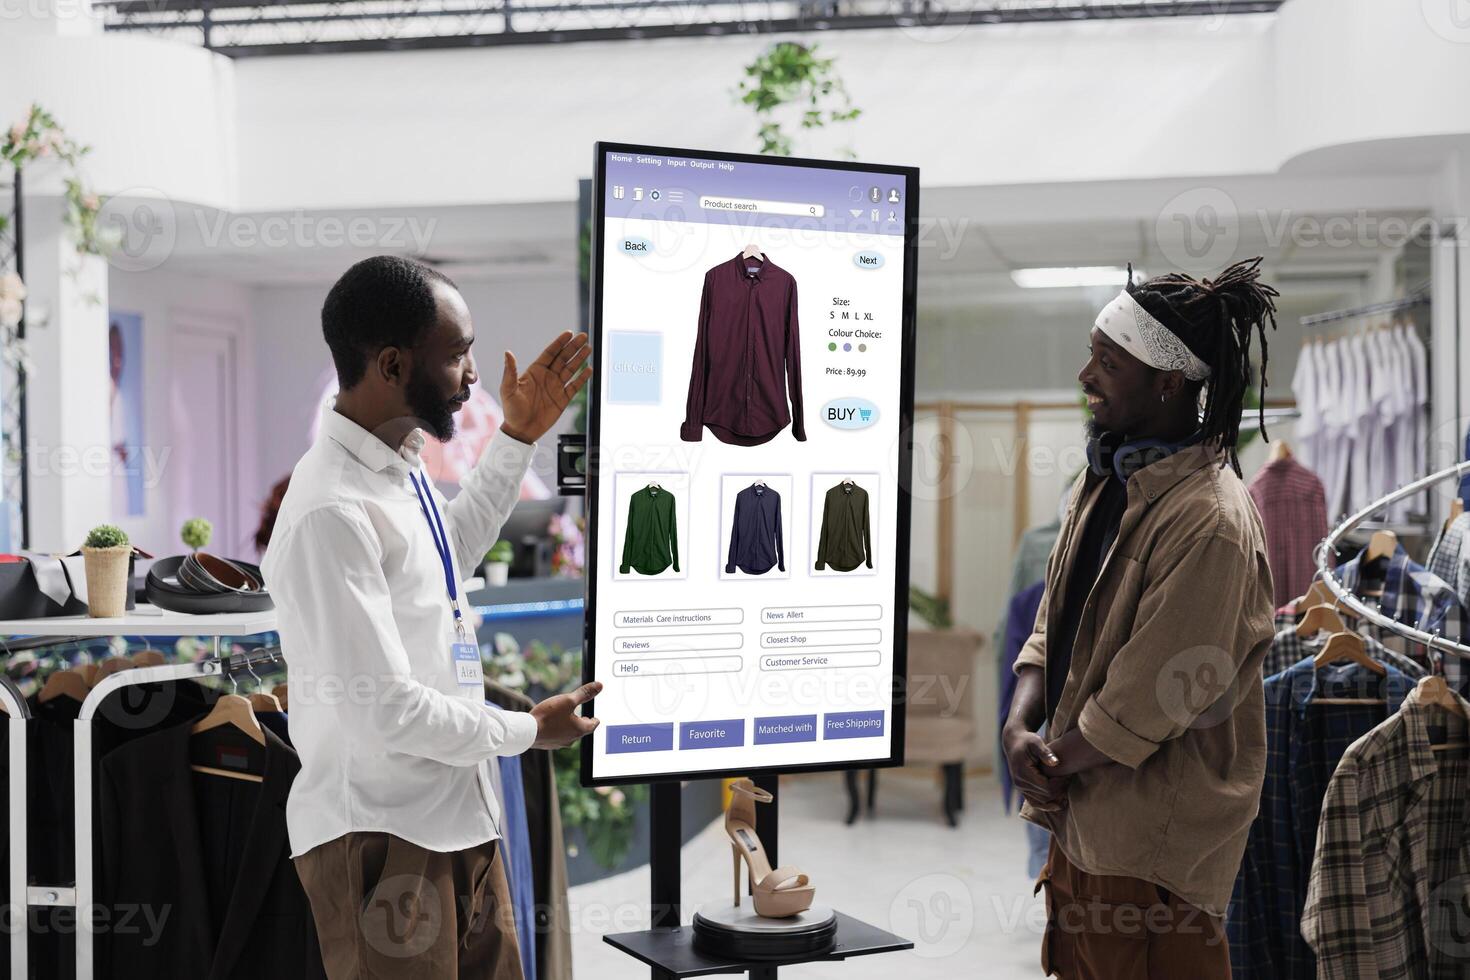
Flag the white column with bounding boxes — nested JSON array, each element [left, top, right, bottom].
[[21, 196, 111, 552], [1428, 151, 1470, 528]]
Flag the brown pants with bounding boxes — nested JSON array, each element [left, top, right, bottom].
[[1035, 840, 1229, 980], [294, 832, 524, 980]]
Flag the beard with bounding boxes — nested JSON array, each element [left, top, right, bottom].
[[404, 365, 460, 442], [1084, 417, 1109, 443]]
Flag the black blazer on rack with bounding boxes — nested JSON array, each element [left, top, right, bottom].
[[97, 720, 325, 980]]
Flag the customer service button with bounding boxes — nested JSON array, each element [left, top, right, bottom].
[[607, 723, 674, 754], [679, 719, 745, 750], [753, 714, 818, 745], [823, 710, 886, 740]]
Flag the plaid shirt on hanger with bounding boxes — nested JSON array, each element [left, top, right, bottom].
[[1262, 625, 1426, 681], [1336, 544, 1470, 689], [1302, 682, 1470, 980], [1425, 513, 1470, 587], [1228, 659, 1413, 980]]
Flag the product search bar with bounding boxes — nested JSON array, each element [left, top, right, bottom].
[[700, 195, 825, 218]]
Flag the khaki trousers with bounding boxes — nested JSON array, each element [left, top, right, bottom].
[[1035, 840, 1230, 980], [294, 832, 524, 980]]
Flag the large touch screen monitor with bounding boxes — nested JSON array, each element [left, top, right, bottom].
[[582, 141, 919, 785]]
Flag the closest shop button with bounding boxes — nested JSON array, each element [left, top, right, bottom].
[[607, 723, 673, 754]]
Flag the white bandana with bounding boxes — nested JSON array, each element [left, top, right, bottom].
[[1095, 290, 1212, 381]]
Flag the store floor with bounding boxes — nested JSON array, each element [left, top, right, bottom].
[[569, 769, 1044, 978]]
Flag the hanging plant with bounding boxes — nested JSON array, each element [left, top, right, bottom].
[[735, 41, 862, 158], [0, 104, 109, 259]]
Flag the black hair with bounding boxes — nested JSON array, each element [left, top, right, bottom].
[[1127, 256, 1280, 477], [321, 255, 458, 389]]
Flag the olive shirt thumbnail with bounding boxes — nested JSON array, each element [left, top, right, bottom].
[[619, 485, 680, 575], [814, 482, 873, 572]]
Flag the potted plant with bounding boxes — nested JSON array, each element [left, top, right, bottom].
[[180, 517, 212, 552], [483, 539, 514, 586], [82, 524, 131, 618]]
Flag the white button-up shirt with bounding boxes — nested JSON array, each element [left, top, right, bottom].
[[261, 405, 540, 857]]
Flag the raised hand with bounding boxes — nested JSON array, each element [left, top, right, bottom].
[[499, 330, 592, 444]]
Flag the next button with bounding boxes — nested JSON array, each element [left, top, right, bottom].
[[823, 710, 885, 739], [679, 719, 745, 750], [607, 723, 674, 754]]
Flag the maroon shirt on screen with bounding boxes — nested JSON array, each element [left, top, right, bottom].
[[680, 253, 806, 446]]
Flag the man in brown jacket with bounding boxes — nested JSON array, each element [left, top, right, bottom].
[[1003, 259, 1281, 979]]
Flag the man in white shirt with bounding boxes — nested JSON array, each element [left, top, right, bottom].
[[262, 255, 600, 979]]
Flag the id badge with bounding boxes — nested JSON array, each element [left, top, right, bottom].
[[452, 641, 484, 688]]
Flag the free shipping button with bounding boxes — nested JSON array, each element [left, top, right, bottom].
[[823, 710, 886, 740]]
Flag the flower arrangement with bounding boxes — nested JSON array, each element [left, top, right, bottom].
[[547, 511, 585, 579], [1, 104, 108, 257]]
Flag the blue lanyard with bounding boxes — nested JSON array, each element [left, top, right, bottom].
[[409, 470, 466, 639]]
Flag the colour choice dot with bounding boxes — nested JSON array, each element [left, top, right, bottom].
[[828, 342, 837, 351], [843, 343, 852, 352]]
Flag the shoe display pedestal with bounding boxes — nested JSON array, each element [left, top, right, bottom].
[[603, 778, 913, 978]]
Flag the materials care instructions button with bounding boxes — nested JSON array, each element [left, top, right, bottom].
[[753, 714, 818, 745], [679, 719, 745, 750], [823, 710, 885, 739], [607, 723, 674, 753]]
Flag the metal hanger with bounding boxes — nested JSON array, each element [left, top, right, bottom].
[[243, 654, 282, 713]]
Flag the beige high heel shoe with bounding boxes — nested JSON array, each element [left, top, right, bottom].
[[724, 778, 815, 918]]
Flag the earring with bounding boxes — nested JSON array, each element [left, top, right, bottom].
[[1160, 394, 1167, 404]]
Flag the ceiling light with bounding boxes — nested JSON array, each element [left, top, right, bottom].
[[1010, 266, 1140, 289]]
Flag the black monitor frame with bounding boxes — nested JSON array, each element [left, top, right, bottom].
[[580, 140, 920, 787]]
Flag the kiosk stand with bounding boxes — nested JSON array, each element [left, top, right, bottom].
[[603, 775, 913, 978]]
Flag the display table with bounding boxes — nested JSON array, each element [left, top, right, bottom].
[[0, 603, 277, 639], [604, 911, 912, 978]]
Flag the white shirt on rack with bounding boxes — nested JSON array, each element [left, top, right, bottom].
[[261, 404, 540, 858], [1290, 340, 1318, 476], [1347, 333, 1376, 514], [1319, 339, 1351, 520]]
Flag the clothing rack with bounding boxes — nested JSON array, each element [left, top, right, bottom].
[[1298, 287, 1431, 329], [2, 674, 28, 980], [1313, 459, 1470, 661], [0, 604, 277, 979]]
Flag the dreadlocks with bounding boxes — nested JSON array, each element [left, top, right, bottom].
[[1128, 257, 1280, 477]]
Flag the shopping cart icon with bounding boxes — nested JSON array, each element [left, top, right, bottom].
[[859, 409, 872, 422]]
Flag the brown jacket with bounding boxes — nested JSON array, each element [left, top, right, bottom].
[[1015, 442, 1274, 916]]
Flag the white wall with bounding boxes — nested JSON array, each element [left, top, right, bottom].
[[105, 268, 258, 555]]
